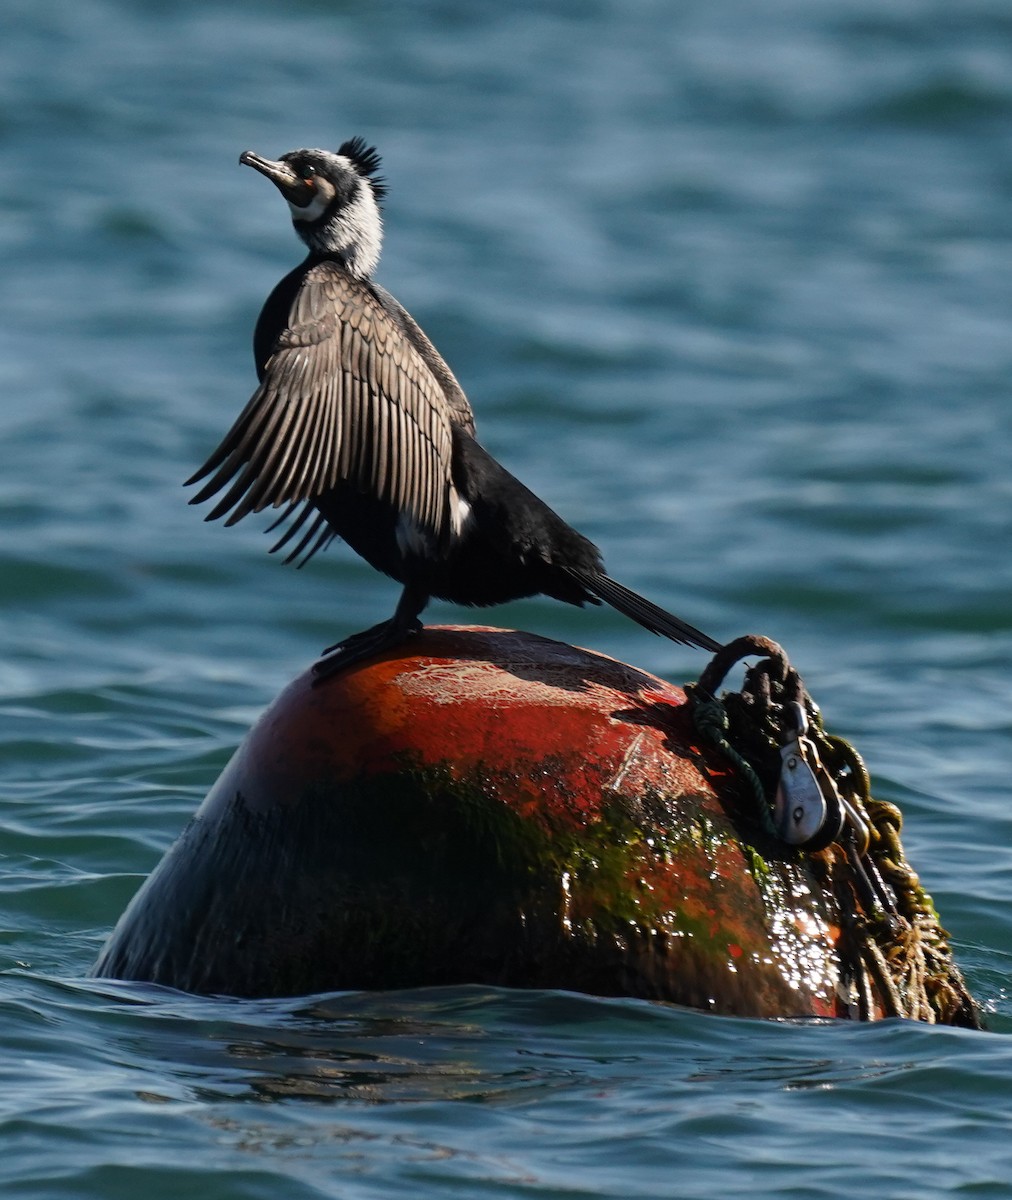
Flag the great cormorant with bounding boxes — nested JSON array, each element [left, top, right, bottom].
[[187, 139, 720, 679]]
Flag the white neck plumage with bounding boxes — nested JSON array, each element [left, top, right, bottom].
[[291, 186, 383, 279]]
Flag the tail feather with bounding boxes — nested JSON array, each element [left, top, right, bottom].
[[566, 568, 721, 654]]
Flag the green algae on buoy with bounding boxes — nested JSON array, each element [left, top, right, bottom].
[[92, 626, 964, 1020]]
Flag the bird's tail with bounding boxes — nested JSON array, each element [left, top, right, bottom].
[[565, 568, 721, 654]]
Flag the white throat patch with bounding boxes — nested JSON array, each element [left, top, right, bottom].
[[287, 190, 332, 225]]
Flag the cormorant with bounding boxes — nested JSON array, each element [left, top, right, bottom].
[[187, 139, 720, 679]]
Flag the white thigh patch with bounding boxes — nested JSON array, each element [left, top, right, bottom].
[[395, 496, 472, 558]]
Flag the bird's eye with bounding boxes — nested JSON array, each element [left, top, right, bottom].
[[302, 165, 317, 180]]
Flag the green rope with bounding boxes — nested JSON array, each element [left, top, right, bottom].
[[687, 636, 981, 1029], [684, 683, 777, 839]]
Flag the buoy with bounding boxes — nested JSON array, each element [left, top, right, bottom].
[[92, 626, 978, 1023]]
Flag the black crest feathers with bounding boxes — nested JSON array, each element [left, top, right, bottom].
[[338, 136, 387, 202]]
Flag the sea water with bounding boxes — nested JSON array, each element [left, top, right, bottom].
[[2, 1, 1011, 1195]]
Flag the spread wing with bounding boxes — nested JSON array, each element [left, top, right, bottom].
[[187, 260, 466, 553]]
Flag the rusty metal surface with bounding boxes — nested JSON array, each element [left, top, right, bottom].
[[94, 627, 854, 1016]]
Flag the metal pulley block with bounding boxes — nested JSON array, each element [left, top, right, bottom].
[[773, 702, 845, 850]]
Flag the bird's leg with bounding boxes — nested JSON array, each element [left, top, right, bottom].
[[311, 585, 428, 684]]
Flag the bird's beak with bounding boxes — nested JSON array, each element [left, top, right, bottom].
[[239, 150, 307, 204]]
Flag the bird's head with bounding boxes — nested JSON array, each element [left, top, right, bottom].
[[239, 138, 387, 278]]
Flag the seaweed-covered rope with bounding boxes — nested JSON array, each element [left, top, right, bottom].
[[686, 637, 981, 1029]]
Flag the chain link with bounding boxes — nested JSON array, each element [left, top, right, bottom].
[[687, 637, 981, 1028]]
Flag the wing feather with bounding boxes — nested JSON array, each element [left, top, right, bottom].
[[312, 371, 336, 496], [188, 260, 462, 545], [222, 382, 306, 524]]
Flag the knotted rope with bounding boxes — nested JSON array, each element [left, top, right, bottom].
[[686, 637, 981, 1028]]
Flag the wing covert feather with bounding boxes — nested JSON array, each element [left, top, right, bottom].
[[188, 260, 461, 542]]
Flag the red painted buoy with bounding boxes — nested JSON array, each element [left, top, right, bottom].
[[94, 626, 869, 1016]]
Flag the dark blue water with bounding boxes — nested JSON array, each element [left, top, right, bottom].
[[2, 1, 1011, 1195]]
